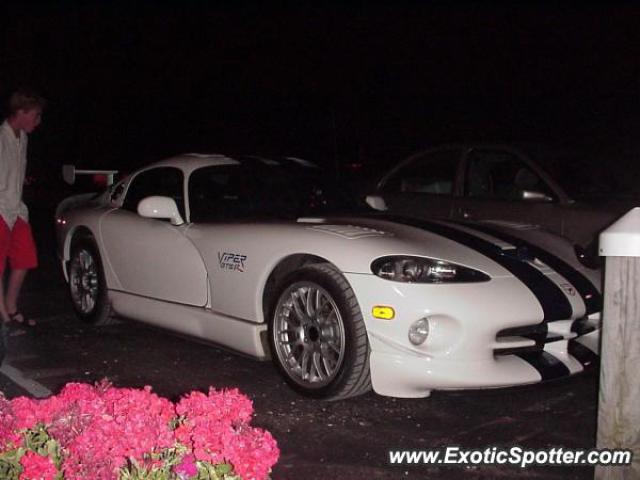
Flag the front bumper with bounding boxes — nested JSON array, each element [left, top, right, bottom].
[[344, 273, 599, 398], [369, 331, 598, 398]]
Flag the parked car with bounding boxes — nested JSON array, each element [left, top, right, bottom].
[[56, 153, 601, 400], [368, 145, 629, 265]]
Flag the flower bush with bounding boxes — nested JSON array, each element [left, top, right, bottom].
[[0, 381, 279, 480]]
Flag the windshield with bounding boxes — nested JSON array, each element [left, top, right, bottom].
[[188, 163, 362, 223], [526, 147, 639, 202]]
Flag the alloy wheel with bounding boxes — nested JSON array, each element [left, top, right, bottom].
[[272, 282, 346, 389]]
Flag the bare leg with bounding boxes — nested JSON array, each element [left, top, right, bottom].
[[0, 276, 9, 323], [5, 268, 27, 316]]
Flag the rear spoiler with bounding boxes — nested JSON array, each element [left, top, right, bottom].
[[62, 165, 119, 186]]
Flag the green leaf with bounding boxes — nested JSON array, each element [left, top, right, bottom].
[[215, 463, 233, 475], [169, 415, 185, 430], [0, 457, 22, 480], [23, 424, 53, 455], [195, 461, 240, 480], [45, 438, 62, 467]]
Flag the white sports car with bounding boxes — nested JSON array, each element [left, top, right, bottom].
[[55, 154, 601, 400]]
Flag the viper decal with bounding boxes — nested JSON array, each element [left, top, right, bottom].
[[217, 252, 247, 272]]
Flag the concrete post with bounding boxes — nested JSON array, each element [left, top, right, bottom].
[[596, 207, 640, 479]]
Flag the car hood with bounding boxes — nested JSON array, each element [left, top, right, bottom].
[[294, 214, 594, 277], [306, 213, 600, 314]]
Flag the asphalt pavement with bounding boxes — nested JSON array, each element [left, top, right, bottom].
[[0, 205, 600, 479]]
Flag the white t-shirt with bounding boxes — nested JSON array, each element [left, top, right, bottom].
[[0, 120, 29, 228]]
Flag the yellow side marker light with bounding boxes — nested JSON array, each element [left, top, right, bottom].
[[372, 306, 395, 320]]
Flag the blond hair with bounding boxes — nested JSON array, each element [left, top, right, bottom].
[[8, 88, 47, 115]]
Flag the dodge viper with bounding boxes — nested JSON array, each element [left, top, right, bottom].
[[55, 154, 601, 400]]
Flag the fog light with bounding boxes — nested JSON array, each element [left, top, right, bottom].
[[408, 318, 430, 345], [372, 305, 395, 320]]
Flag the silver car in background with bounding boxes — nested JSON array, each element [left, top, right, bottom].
[[369, 144, 628, 267]]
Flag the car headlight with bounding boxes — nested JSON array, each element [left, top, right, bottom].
[[371, 256, 490, 283]]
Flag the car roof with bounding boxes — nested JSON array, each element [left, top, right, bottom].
[[142, 153, 320, 177], [149, 153, 240, 172]]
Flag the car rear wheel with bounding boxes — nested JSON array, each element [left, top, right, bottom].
[[269, 263, 371, 400], [68, 240, 115, 325]]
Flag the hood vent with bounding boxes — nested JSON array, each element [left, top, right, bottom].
[[308, 224, 391, 240]]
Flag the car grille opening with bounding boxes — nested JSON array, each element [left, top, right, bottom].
[[571, 316, 596, 336], [494, 316, 595, 357], [494, 323, 547, 356]]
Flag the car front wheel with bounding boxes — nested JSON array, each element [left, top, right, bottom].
[[269, 263, 371, 400]]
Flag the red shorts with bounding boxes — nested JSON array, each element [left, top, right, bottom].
[[0, 217, 38, 275]]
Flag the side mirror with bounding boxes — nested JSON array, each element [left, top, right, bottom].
[[365, 195, 388, 211], [521, 190, 554, 203], [137, 196, 185, 226]]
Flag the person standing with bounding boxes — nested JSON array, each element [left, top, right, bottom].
[[0, 89, 45, 327]]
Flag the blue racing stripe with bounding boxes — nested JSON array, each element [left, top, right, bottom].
[[568, 340, 599, 368], [459, 222, 601, 315], [516, 351, 572, 381]]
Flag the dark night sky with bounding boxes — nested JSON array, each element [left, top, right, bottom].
[[2, 1, 640, 179]]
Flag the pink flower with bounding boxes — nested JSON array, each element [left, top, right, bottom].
[[11, 396, 40, 430], [176, 387, 254, 427], [19, 451, 57, 480], [175, 388, 278, 479], [175, 453, 198, 478], [222, 427, 280, 480], [175, 388, 254, 464], [61, 384, 175, 480], [2, 381, 279, 480], [0, 394, 20, 448]]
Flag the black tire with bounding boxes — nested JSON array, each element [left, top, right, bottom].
[[68, 239, 115, 325], [269, 263, 371, 400]]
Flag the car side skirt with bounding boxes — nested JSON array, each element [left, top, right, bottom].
[[109, 290, 269, 359]]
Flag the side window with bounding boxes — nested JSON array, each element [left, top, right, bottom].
[[465, 150, 555, 201], [110, 182, 126, 203], [188, 166, 252, 223], [381, 150, 460, 195], [122, 167, 185, 217]]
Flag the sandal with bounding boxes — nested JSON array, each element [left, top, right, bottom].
[[8, 311, 36, 327]]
